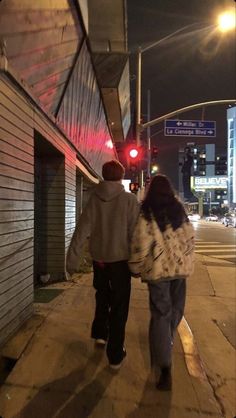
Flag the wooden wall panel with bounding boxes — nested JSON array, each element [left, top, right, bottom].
[[65, 157, 76, 250], [34, 151, 66, 280], [0, 70, 90, 346], [0, 79, 34, 347]]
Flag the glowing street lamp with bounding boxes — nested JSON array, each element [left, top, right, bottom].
[[135, 10, 236, 182], [218, 10, 235, 33]]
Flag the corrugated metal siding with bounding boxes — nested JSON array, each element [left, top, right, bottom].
[[0, 78, 34, 346], [0, 0, 118, 177], [0, 0, 83, 115], [57, 41, 115, 176]]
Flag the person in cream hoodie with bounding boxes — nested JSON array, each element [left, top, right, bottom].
[[67, 160, 139, 369]]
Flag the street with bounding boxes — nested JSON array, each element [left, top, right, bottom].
[[193, 220, 236, 264], [0, 219, 235, 418]]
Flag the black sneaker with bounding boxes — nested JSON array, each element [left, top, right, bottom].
[[156, 367, 172, 391], [109, 348, 126, 370]]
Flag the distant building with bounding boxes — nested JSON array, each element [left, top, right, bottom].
[[227, 106, 236, 208], [178, 143, 228, 213]]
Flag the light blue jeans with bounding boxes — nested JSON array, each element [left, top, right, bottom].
[[148, 278, 186, 369]]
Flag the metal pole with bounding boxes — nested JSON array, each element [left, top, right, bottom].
[[135, 47, 144, 191], [142, 99, 236, 130], [136, 47, 142, 146], [147, 89, 151, 178]]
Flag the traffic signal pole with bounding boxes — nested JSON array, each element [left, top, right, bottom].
[[142, 99, 236, 130], [135, 48, 144, 191], [136, 47, 142, 147]]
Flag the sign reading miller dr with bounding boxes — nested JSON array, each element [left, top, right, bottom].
[[193, 176, 228, 190]]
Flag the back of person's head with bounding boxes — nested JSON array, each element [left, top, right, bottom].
[[142, 174, 187, 231], [146, 174, 175, 202], [102, 160, 125, 181]]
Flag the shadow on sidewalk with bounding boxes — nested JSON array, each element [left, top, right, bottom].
[[13, 347, 115, 418], [127, 375, 172, 418]]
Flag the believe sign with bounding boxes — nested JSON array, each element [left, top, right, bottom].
[[164, 120, 216, 137], [193, 176, 228, 190]]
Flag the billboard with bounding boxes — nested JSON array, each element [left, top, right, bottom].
[[192, 176, 228, 190]]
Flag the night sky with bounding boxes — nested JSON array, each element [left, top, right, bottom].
[[127, 0, 236, 187]]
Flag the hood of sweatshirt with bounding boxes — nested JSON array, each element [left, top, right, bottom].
[[94, 181, 125, 202]]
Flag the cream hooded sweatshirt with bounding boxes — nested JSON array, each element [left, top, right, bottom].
[[66, 181, 139, 274]]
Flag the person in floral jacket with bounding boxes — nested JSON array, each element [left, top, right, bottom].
[[129, 174, 195, 391]]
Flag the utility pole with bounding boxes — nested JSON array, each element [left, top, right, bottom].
[[147, 89, 151, 178]]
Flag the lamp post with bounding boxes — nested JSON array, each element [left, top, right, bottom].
[[135, 24, 197, 147], [136, 23, 204, 185], [135, 10, 236, 184]]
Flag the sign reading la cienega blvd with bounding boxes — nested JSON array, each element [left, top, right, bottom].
[[193, 176, 228, 190], [164, 120, 216, 137]]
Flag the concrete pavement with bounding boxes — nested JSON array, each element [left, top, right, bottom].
[[0, 254, 235, 418]]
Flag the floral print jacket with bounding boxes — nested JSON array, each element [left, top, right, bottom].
[[129, 213, 195, 282]]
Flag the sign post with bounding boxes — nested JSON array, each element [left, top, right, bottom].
[[164, 120, 216, 137]]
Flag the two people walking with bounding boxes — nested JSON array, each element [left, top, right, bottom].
[[66, 160, 195, 390]]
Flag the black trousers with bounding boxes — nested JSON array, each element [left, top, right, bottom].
[[91, 260, 131, 364]]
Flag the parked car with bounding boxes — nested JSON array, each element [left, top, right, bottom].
[[188, 213, 201, 222], [205, 214, 219, 222], [222, 212, 236, 227]]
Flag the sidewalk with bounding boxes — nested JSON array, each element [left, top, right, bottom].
[[0, 256, 233, 418]]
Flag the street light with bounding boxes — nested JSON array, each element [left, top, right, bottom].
[[135, 12, 236, 180], [218, 10, 235, 33]]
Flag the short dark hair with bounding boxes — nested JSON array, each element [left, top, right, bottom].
[[102, 160, 125, 181]]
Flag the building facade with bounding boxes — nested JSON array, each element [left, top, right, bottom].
[[0, 0, 130, 347], [227, 106, 236, 208], [179, 143, 228, 214]]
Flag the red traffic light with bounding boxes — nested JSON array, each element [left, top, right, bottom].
[[129, 148, 139, 159], [153, 146, 158, 154]]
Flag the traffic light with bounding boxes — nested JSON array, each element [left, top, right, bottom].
[[126, 145, 141, 173], [151, 146, 158, 160], [129, 148, 139, 159], [151, 163, 158, 175], [150, 146, 158, 176]]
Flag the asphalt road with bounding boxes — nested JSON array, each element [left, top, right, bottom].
[[192, 219, 236, 263]]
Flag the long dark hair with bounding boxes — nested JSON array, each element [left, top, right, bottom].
[[141, 174, 188, 232]]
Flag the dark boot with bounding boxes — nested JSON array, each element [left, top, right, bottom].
[[156, 367, 172, 391]]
